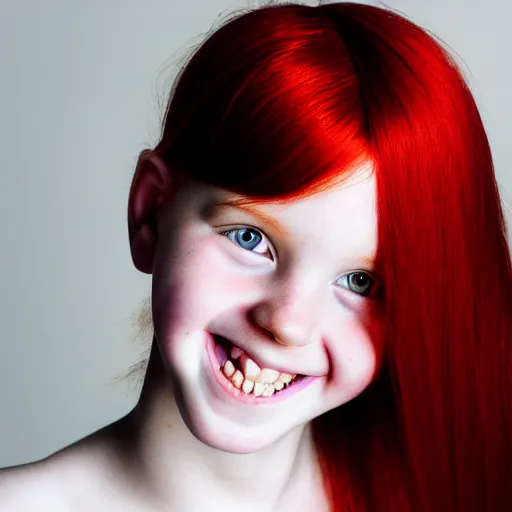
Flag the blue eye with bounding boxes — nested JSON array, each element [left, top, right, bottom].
[[337, 272, 378, 297], [221, 228, 273, 259], [231, 228, 261, 250]]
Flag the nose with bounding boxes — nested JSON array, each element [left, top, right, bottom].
[[250, 281, 321, 347]]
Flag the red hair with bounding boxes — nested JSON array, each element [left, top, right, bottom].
[[152, 3, 512, 510]]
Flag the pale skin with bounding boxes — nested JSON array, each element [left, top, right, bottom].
[[0, 151, 385, 511]]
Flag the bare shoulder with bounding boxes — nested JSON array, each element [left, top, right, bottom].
[[0, 458, 69, 511], [0, 417, 136, 512]]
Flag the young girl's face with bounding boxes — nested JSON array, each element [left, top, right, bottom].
[[150, 164, 384, 453]]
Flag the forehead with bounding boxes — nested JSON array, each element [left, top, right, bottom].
[[267, 171, 375, 222], [266, 171, 376, 246]]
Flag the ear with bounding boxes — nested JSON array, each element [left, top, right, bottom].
[[127, 149, 178, 274]]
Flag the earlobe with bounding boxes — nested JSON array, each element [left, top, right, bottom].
[[127, 149, 174, 274]]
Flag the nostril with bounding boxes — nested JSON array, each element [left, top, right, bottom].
[[262, 327, 279, 341]]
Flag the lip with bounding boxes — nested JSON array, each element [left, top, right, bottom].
[[204, 331, 320, 405]]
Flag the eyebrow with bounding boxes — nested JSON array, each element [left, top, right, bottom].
[[359, 256, 376, 268], [203, 197, 288, 235]]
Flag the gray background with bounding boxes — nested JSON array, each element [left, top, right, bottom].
[[1, 0, 510, 467]]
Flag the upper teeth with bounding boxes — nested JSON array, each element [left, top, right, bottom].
[[240, 354, 261, 379], [221, 345, 296, 397]]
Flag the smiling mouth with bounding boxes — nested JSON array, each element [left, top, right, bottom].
[[213, 335, 305, 398]]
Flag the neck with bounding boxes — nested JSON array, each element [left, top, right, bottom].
[[122, 343, 321, 512]]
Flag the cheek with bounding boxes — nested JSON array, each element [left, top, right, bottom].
[[330, 318, 383, 399], [151, 235, 253, 335]]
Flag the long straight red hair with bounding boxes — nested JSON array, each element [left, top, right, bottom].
[[152, 3, 512, 510]]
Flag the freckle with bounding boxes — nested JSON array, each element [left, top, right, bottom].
[[167, 423, 172, 429]]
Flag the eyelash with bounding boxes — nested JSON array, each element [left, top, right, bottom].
[[219, 227, 380, 298]]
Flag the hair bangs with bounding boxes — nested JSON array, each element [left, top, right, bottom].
[[155, 6, 369, 201]]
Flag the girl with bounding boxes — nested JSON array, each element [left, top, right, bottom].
[[1, 2, 510, 511]]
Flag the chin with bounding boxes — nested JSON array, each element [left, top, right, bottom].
[[174, 388, 295, 454]]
